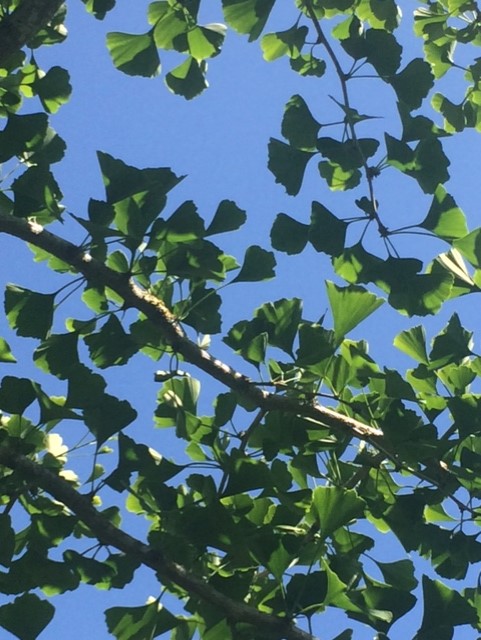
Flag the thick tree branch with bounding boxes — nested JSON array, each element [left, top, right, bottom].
[[0, 0, 64, 66], [0, 213, 383, 444], [0, 446, 317, 640]]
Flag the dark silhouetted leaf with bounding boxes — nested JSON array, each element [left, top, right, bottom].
[[270, 213, 309, 254], [268, 138, 316, 195], [309, 201, 347, 256], [0, 593, 54, 640], [390, 59, 434, 110], [282, 94, 320, 150], [5, 285, 54, 339], [233, 245, 276, 282], [206, 200, 246, 235]]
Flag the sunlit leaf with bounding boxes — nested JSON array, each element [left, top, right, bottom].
[[0, 338, 16, 363], [222, 0, 276, 41], [165, 57, 208, 99], [106, 32, 160, 77], [420, 185, 468, 240], [394, 326, 428, 364], [261, 25, 307, 61], [429, 313, 473, 369], [106, 600, 178, 640], [186, 25, 225, 61], [326, 281, 384, 342], [356, 0, 401, 30], [417, 576, 477, 637], [311, 486, 365, 539], [454, 228, 481, 268], [33, 66, 72, 113], [432, 93, 465, 132]]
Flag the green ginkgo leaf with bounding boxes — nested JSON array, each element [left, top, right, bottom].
[[233, 245, 276, 282], [394, 326, 429, 364], [326, 281, 384, 342], [106, 32, 160, 77], [311, 486, 366, 539]]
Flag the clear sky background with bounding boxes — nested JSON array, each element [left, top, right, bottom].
[[2, 1, 481, 638]]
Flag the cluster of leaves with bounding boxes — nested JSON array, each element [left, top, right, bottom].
[[3, 1, 481, 640]]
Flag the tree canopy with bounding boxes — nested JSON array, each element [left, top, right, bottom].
[[1, 1, 481, 639]]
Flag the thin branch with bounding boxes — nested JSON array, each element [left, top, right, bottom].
[[0, 446, 317, 640], [0, 0, 64, 66], [303, 1, 383, 230]]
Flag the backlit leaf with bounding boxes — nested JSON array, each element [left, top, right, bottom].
[[394, 326, 429, 364], [0, 338, 16, 363], [33, 66, 72, 113], [261, 25, 307, 61], [417, 576, 477, 637], [420, 185, 468, 240], [222, 0, 276, 41], [454, 228, 481, 268], [106, 600, 178, 640], [311, 486, 365, 539], [106, 32, 160, 77], [326, 281, 384, 342]]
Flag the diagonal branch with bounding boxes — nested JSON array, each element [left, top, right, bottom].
[[0, 0, 64, 66], [0, 212, 382, 444], [0, 214, 457, 494], [0, 445, 317, 640]]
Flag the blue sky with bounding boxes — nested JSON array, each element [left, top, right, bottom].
[[2, 2, 481, 639]]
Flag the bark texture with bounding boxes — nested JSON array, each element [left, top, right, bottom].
[[0, 0, 64, 66]]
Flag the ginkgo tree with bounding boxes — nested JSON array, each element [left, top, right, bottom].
[[1, 1, 481, 639]]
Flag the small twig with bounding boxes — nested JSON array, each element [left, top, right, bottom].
[[304, 1, 384, 232]]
